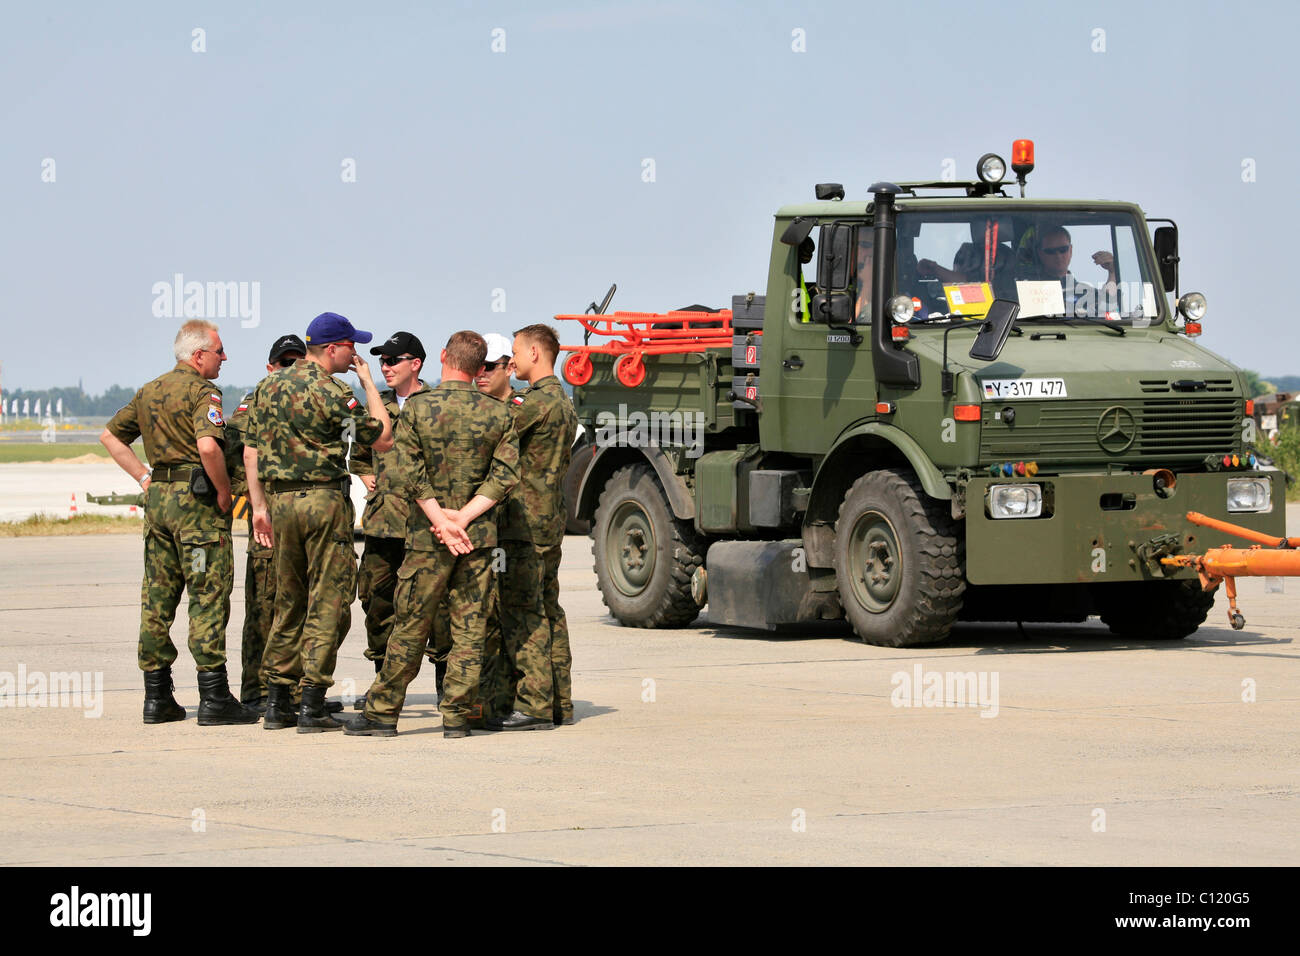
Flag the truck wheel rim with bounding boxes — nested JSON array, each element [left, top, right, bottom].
[[608, 501, 656, 596], [848, 511, 902, 612]]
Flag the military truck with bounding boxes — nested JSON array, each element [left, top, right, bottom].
[[561, 142, 1285, 646]]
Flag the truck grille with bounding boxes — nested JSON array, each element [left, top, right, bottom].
[[980, 398, 1240, 463]]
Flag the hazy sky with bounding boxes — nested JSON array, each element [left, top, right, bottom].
[[3, 0, 1298, 394]]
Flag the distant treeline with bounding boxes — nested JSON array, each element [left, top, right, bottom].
[[2, 385, 255, 419]]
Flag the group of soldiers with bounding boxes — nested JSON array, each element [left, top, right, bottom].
[[101, 313, 577, 738]]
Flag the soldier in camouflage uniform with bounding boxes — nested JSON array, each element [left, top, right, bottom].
[[350, 331, 427, 711], [343, 330, 519, 739], [244, 313, 392, 733], [100, 319, 258, 726], [487, 324, 579, 731], [426, 332, 516, 723], [224, 334, 306, 708]]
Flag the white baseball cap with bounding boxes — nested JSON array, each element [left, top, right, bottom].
[[482, 332, 513, 363]]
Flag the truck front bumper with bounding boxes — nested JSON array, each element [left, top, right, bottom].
[[964, 471, 1286, 585]]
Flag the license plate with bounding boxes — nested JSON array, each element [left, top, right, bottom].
[[980, 378, 1068, 399]]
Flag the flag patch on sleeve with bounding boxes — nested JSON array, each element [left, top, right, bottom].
[[346, 397, 359, 410], [209, 393, 222, 404], [511, 395, 525, 405]]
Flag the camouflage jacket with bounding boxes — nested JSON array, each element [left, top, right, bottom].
[[224, 390, 256, 497], [224, 389, 273, 555], [106, 363, 226, 467], [244, 360, 384, 482], [500, 375, 578, 546], [350, 382, 425, 539], [394, 379, 519, 552]]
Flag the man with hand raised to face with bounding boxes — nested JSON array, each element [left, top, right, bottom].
[[243, 312, 392, 733]]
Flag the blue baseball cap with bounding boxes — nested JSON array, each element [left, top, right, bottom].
[[304, 312, 373, 346]]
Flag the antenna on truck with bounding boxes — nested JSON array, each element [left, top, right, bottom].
[[583, 283, 617, 344]]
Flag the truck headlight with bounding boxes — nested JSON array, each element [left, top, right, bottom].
[[989, 483, 1043, 519], [1226, 478, 1271, 513]]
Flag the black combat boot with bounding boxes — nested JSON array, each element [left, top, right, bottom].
[[341, 713, 397, 737], [196, 666, 260, 726], [354, 658, 383, 711], [142, 667, 186, 724], [263, 684, 297, 730], [297, 684, 342, 733], [484, 709, 554, 732]]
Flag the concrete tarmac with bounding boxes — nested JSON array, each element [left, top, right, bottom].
[[0, 508, 1296, 866]]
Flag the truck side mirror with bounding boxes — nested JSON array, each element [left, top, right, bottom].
[[969, 299, 1019, 362], [811, 292, 854, 325], [1153, 226, 1178, 294], [817, 223, 853, 291]]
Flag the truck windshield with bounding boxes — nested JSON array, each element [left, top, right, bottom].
[[890, 208, 1163, 325]]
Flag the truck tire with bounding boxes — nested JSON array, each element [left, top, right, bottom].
[[1094, 580, 1215, 640], [833, 468, 965, 647], [592, 462, 704, 628], [563, 440, 593, 535]]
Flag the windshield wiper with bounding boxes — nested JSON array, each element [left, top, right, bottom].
[[1015, 316, 1125, 337]]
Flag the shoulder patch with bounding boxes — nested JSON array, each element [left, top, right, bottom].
[[208, 407, 225, 426], [209, 393, 222, 404], [511, 394, 525, 405], [346, 396, 359, 410]]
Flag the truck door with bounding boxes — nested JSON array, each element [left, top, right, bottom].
[[762, 221, 877, 454]]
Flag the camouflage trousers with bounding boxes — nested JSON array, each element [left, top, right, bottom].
[[239, 528, 277, 703], [138, 479, 233, 672], [262, 488, 356, 690], [365, 547, 492, 728], [543, 543, 573, 722], [430, 572, 511, 718], [358, 535, 404, 663], [499, 540, 571, 720]]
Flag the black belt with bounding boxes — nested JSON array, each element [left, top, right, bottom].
[[151, 463, 204, 482], [266, 477, 351, 494]]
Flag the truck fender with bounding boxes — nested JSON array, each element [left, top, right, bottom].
[[575, 444, 695, 522], [801, 422, 951, 567]]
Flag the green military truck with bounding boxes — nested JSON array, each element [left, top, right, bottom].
[[562, 143, 1285, 646]]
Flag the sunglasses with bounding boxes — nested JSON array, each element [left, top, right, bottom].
[[1040, 244, 1070, 256], [197, 346, 227, 356], [482, 360, 509, 372], [379, 354, 416, 367]]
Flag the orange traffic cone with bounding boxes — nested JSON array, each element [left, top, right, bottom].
[[69, 493, 78, 517]]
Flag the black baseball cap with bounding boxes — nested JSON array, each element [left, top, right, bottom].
[[369, 331, 426, 361], [268, 334, 307, 363]]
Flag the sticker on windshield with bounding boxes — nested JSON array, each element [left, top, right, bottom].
[[981, 378, 1068, 399], [943, 282, 993, 319], [1015, 280, 1066, 318]]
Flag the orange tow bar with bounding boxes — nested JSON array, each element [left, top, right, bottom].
[[1160, 512, 1300, 630]]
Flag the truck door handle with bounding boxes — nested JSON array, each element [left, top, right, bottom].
[[783, 355, 804, 370]]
